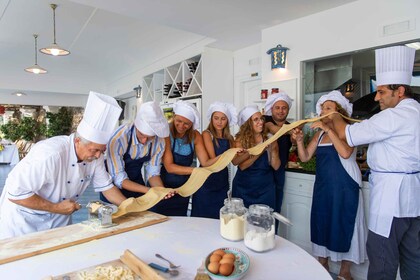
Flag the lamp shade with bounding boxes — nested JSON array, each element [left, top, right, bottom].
[[40, 4, 70, 56], [25, 34, 47, 74]]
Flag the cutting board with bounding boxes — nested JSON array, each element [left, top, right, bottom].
[[52, 250, 165, 280], [0, 211, 168, 265]]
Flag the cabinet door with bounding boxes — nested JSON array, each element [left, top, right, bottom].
[[280, 192, 313, 254]]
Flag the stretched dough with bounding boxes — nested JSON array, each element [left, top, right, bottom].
[[113, 113, 358, 218]]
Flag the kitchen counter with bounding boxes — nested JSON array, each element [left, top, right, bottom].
[[0, 217, 332, 280]]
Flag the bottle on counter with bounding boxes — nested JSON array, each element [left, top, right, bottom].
[[271, 88, 279, 95], [260, 89, 268, 99], [244, 204, 275, 252], [220, 198, 247, 241]]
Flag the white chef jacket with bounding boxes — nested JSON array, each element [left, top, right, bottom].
[[345, 98, 420, 237], [0, 134, 114, 239]]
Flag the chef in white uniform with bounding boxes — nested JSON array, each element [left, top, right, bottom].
[[0, 91, 127, 239], [331, 46, 420, 280]]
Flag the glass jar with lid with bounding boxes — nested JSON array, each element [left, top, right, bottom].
[[244, 204, 276, 252], [220, 198, 247, 241]]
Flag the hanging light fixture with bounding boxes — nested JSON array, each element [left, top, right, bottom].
[[40, 4, 70, 56], [25, 34, 48, 74]]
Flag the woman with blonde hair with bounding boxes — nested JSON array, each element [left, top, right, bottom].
[[150, 100, 217, 216], [191, 102, 237, 218]]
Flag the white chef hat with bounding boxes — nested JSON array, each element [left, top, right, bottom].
[[207, 101, 238, 126], [77, 91, 122, 144], [238, 104, 260, 126], [264, 91, 294, 116], [375, 45, 415, 86], [316, 90, 353, 116], [134, 101, 169, 138], [173, 100, 200, 130]]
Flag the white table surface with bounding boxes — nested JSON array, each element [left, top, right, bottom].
[[0, 144, 19, 165], [0, 217, 332, 280]]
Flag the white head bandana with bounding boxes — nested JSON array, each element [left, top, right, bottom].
[[316, 90, 353, 116], [134, 101, 169, 138], [77, 91, 122, 144], [173, 100, 201, 130], [264, 91, 293, 116], [206, 101, 238, 126], [375, 45, 415, 86], [237, 105, 260, 126]]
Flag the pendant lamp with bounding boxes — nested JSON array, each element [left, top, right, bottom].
[[25, 34, 47, 74], [40, 4, 70, 56]]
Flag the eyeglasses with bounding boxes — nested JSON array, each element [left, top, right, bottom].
[[251, 116, 265, 123]]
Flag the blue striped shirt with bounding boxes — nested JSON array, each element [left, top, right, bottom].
[[106, 123, 165, 188]]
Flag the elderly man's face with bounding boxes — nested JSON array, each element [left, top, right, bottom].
[[75, 138, 106, 162], [271, 100, 289, 122]]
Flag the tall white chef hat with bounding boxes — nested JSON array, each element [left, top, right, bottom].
[[238, 104, 260, 126], [207, 101, 238, 126], [264, 91, 294, 116], [77, 91, 122, 144], [173, 100, 200, 130], [134, 101, 169, 138], [375, 45, 415, 86], [316, 90, 353, 116]]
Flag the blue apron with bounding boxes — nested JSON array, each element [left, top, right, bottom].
[[232, 151, 276, 209], [100, 127, 151, 203], [311, 134, 359, 252], [191, 137, 230, 219], [264, 116, 292, 213], [150, 137, 194, 216]]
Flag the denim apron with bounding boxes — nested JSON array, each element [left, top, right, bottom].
[[191, 137, 230, 219], [311, 133, 359, 252], [232, 151, 276, 209], [150, 137, 194, 216], [100, 127, 151, 203]]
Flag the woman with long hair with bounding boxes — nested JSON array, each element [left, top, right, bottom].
[[232, 105, 280, 209], [150, 100, 217, 216], [191, 102, 237, 218]]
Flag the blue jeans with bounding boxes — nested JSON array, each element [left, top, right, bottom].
[[367, 217, 420, 280]]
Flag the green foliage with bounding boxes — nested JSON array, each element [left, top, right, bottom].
[[299, 127, 317, 172], [0, 117, 45, 142], [45, 107, 73, 137], [299, 156, 316, 172]]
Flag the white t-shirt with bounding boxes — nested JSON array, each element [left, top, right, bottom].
[[0, 134, 113, 238]]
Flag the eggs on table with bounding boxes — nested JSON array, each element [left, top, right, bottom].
[[207, 249, 236, 276]]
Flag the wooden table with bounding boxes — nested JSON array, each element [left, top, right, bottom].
[[0, 217, 332, 279]]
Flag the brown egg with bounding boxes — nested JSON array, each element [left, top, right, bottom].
[[219, 257, 234, 265], [213, 249, 226, 257], [219, 263, 234, 276], [210, 253, 222, 262], [223, 253, 236, 261], [207, 261, 220, 274]]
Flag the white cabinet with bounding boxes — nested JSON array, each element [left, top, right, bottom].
[[279, 172, 314, 253], [141, 48, 233, 129], [280, 171, 372, 280]]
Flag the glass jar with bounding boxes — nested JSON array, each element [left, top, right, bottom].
[[220, 198, 247, 241], [244, 204, 275, 252]]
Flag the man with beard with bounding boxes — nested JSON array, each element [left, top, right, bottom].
[[0, 91, 127, 238], [264, 92, 294, 217], [330, 45, 420, 280]]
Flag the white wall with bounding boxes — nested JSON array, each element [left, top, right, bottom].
[[233, 43, 262, 110], [260, 0, 420, 118]]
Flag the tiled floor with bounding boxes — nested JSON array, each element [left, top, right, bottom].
[[0, 164, 97, 224]]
